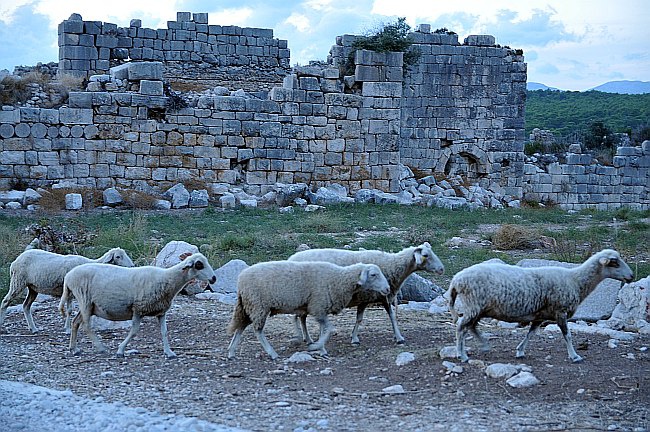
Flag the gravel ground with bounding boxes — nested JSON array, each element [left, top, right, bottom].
[[1, 296, 648, 432]]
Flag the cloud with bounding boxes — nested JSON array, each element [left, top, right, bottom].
[[205, 7, 254, 26], [0, 3, 57, 70], [489, 8, 579, 47], [284, 12, 310, 33]]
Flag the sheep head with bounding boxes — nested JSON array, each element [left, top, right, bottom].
[[414, 242, 445, 275], [181, 252, 217, 284], [104, 248, 135, 267], [596, 249, 634, 283], [358, 264, 390, 296]]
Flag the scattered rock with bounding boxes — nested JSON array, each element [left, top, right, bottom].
[[65, 193, 83, 210], [395, 352, 415, 366], [212, 259, 249, 294], [485, 363, 519, 379], [285, 352, 315, 363], [506, 371, 540, 388], [381, 384, 405, 394]]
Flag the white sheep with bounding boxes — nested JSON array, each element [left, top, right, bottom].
[[59, 253, 216, 358], [446, 249, 634, 363], [288, 242, 444, 345], [0, 248, 135, 333], [227, 261, 390, 360]]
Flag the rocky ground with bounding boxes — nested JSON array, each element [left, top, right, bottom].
[[1, 296, 648, 432]]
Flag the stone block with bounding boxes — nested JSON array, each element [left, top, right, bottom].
[[59, 108, 93, 124], [127, 61, 163, 81], [0, 108, 20, 124], [464, 35, 496, 46], [65, 193, 83, 210], [139, 80, 164, 96]]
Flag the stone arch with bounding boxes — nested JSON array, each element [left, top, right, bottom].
[[436, 144, 489, 181]]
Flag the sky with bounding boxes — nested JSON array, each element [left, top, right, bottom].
[[0, 0, 648, 91]]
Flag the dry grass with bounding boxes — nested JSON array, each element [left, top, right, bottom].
[[122, 190, 159, 210], [37, 188, 101, 213], [169, 80, 211, 93], [491, 224, 543, 250], [0, 71, 83, 107]]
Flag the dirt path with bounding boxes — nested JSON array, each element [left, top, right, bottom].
[[1, 296, 648, 431]]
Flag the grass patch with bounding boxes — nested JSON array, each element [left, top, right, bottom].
[[0, 206, 648, 301]]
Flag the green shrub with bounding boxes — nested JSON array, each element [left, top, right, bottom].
[[345, 17, 421, 75]]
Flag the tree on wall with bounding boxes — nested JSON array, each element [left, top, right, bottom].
[[345, 17, 421, 75]]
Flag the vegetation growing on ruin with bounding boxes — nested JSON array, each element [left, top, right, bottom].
[[345, 17, 421, 75]]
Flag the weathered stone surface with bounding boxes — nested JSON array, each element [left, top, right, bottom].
[[103, 187, 123, 206], [485, 363, 519, 379], [212, 259, 249, 294], [65, 193, 83, 210], [398, 273, 444, 302], [189, 189, 209, 208], [163, 184, 190, 209], [506, 371, 540, 388]]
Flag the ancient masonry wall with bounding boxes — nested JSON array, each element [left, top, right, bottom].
[[522, 143, 650, 210], [0, 54, 402, 195], [328, 28, 527, 199], [58, 12, 291, 92]]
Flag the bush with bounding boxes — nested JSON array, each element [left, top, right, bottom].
[[345, 17, 421, 75]]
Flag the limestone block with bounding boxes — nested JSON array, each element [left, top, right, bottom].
[[464, 35, 496, 46], [0, 108, 20, 124], [127, 61, 163, 81], [65, 193, 83, 210], [103, 187, 123, 206], [212, 259, 249, 294], [220, 193, 236, 209], [139, 80, 164, 96], [189, 189, 209, 207], [0, 124, 14, 138], [59, 108, 93, 125]]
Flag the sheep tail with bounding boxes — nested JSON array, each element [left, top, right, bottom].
[[227, 296, 251, 336], [445, 285, 459, 324], [58, 283, 70, 317]]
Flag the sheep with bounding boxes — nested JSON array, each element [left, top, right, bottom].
[[0, 248, 135, 333], [446, 249, 634, 363], [288, 242, 444, 345], [227, 261, 390, 360], [59, 253, 216, 358]]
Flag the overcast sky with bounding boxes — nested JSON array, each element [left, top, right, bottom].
[[1, 0, 648, 91]]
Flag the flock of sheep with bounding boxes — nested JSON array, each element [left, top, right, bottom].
[[0, 239, 635, 364]]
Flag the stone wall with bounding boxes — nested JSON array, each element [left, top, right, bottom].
[[329, 27, 527, 198], [58, 12, 291, 92], [0, 54, 403, 195], [522, 142, 650, 210]]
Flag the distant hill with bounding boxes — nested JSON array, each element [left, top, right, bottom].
[[589, 80, 650, 94], [525, 90, 650, 136], [527, 82, 561, 91]]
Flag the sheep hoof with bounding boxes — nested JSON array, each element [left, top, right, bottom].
[[515, 351, 525, 358], [396, 339, 405, 345], [165, 352, 177, 359], [116, 352, 125, 358], [350, 339, 360, 346], [571, 355, 584, 363]]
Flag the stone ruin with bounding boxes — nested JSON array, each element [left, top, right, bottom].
[[0, 12, 648, 210]]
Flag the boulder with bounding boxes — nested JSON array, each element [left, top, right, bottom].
[[398, 273, 444, 302], [103, 187, 123, 206], [163, 184, 190, 209], [275, 183, 307, 206], [306, 185, 354, 205], [189, 189, 209, 208], [212, 259, 249, 294]]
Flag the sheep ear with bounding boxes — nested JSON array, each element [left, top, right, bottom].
[[599, 257, 610, 266], [179, 252, 193, 261], [106, 250, 116, 263], [414, 248, 425, 265], [358, 267, 369, 285]]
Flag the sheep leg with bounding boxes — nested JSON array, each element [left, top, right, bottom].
[[158, 313, 177, 359], [116, 314, 141, 357], [63, 295, 74, 335], [254, 328, 279, 360], [470, 324, 490, 352], [516, 320, 542, 358], [22, 288, 39, 333], [69, 313, 83, 355], [381, 296, 405, 344], [557, 315, 583, 363], [456, 315, 480, 362], [307, 316, 331, 356], [292, 314, 313, 344], [350, 304, 368, 345], [227, 328, 244, 359], [0, 287, 20, 330]]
